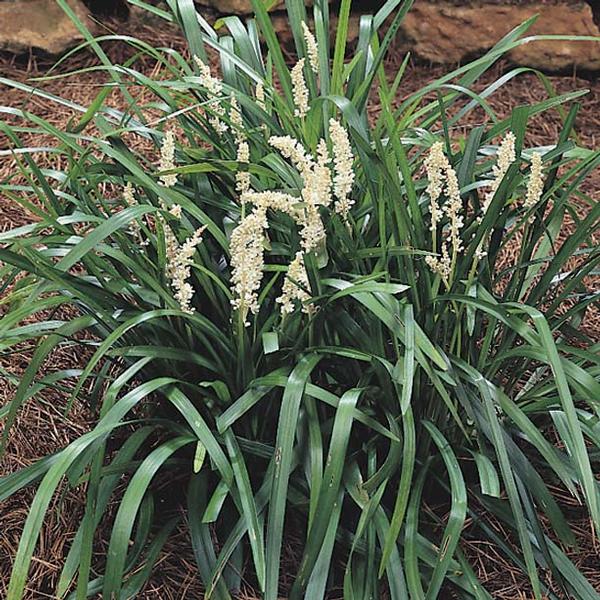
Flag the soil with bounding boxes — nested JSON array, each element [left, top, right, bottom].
[[0, 10, 598, 600]]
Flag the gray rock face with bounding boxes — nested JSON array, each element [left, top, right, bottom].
[[0, 0, 94, 55]]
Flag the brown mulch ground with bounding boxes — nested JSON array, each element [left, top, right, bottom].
[[1, 10, 599, 600]]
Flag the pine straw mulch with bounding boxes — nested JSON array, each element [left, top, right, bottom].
[[0, 13, 599, 599]]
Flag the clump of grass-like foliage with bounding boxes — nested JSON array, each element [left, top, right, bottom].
[[1, 0, 599, 598]]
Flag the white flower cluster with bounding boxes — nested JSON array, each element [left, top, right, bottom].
[[230, 190, 299, 323], [524, 152, 544, 219], [229, 208, 268, 323], [329, 118, 355, 221], [425, 133, 546, 272], [291, 59, 309, 119], [425, 244, 452, 282], [230, 95, 251, 197], [230, 122, 355, 323], [423, 141, 445, 232], [193, 56, 228, 135], [161, 202, 206, 313], [269, 135, 312, 176], [445, 163, 464, 253], [301, 21, 319, 75], [161, 203, 179, 260], [255, 81, 266, 112], [482, 132, 516, 215], [473, 133, 516, 260], [123, 181, 136, 206], [230, 198, 313, 321], [167, 225, 206, 313], [423, 142, 464, 282], [301, 142, 333, 251], [159, 130, 178, 188], [269, 134, 332, 252], [163, 203, 181, 268], [230, 94, 243, 133], [243, 190, 298, 216], [277, 251, 311, 315]]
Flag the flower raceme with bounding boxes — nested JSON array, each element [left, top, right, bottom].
[[329, 118, 355, 221], [524, 152, 544, 218], [227, 122, 354, 323], [230, 95, 251, 196], [482, 131, 516, 216], [122, 182, 148, 245], [424, 135, 546, 282], [277, 251, 311, 315], [160, 203, 206, 314], [301, 21, 320, 75], [423, 141, 446, 233], [268, 134, 332, 252], [167, 224, 207, 314], [153, 49, 357, 323], [255, 81, 266, 112], [156, 132, 207, 313], [158, 130, 178, 188], [194, 56, 228, 135], [291, 59, 310, 119], [229, 207, 268, 323], [423, 141, 464, 283]]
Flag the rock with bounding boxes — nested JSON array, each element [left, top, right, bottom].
[[271, 10, 361, 46], [398, 1, 600, 71], [238, 1, 600, 72], [0, 0, 94, 55], [194, 0, 321, 15], [194, 0, 283, 14]]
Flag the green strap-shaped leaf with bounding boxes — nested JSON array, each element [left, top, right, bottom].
[[264, 353, 321, 600], [102, 436, 193, 598], [422, 422, 467, 600], [291, 388, 362, 598], [223, 430, 266, 591]]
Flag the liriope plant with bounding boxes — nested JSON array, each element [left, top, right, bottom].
[[0, 0, 599, 598]]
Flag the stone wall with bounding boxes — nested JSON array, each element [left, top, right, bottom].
[[166, 0, 600, 71], [195, 0, 600, 71], [1, 0, 599, 71]]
